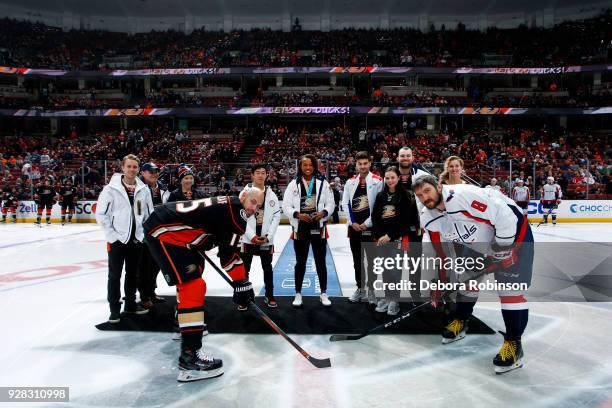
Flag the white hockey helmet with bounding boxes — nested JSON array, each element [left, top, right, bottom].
[[547, 176, 555, 183]]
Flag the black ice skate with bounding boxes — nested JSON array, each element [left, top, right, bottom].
[[177, 348, 223, 382], [441, 318, 468, 344], [493, 336, 524, 374]]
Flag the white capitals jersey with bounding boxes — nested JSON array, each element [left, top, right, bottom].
[[541, 183, 562, 202], [486, 185, 502, 192], [420, 184, 523, 255], [512, 186, 530, 203]]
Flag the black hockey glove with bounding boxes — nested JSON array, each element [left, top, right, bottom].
[[232, 280, 254, 307]]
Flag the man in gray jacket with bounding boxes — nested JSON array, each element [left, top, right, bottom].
[[96, 154, 154, 323]]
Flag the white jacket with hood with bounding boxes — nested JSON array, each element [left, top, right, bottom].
[[282, 174, 336, 234], [95, 173, 154, 244], [240, 184, 282, 246]]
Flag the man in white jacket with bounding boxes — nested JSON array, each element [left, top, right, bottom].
[[282, 154, 336, 307], [96, 154, 154, 323], [341, 151, 383, 304], [240, 164, 282, 309]]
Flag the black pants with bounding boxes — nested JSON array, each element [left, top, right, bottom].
[[376, 242, 403, 301], [241, 244, 274, 295], [373, 235, 423, 302], [293, 235, 327, 293], [37, 201, 54, 210], [348, 229, 375, 289], [107, 240, 142, 313], [139, 244, 161, 301], [61, 203, 75, 213], [332, 208, 340, 224]]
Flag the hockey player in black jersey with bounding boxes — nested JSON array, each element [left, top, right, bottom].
[[1, 185, 18, 223], [34, 178, 57, 225], [59, 179, 78, 225], [143, 187, 264, 382]]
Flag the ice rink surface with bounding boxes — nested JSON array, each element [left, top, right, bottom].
[[1, 222, 611, 408]]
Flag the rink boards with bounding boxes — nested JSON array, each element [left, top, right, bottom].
[[3, 199, 612, 223]]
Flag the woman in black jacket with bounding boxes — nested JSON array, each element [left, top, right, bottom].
[[371, 166, 420, 316], [167, 166, 205, 202]]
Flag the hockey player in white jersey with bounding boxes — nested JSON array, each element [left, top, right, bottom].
[[540, 176, 562, 225], [413, 175, 533, 374], [512, 179, 530, 216], [486, 178, 502, 193]]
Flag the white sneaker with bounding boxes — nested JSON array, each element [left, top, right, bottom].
[[387, 301, 400, 316], [375, 299, 389, 313], [366, 290, 377, 305], [292, 293, 303, 308], [320, 292, 332, 307], [348, 288, 365, 303]]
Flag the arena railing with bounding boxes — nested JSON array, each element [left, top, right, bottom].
[[5, 159, 607, 201]]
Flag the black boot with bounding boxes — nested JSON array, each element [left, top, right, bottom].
[[123, 302, 149, 315], [108, 304, 121, 323]]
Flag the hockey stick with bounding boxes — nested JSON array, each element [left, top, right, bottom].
[[329, 271, 486, 342], [460, 171, 482, 187], [198, 251, 332, 369], [536, 205, 554, 228]]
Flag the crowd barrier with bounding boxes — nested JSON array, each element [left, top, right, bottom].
[[5, 199, 610, 224]]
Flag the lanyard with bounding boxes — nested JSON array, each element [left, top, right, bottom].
[[304, 177, 315, 198]]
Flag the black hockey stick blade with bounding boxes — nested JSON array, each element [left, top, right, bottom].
[[329, 333, 366, 342], [307, 355, 332, 368]]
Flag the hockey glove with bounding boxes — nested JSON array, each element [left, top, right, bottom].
[[489, 243, 518, 270], [232, 280, 254, 308]]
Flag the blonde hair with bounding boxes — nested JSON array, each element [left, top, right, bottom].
[[439, 170, 450, 185], [441, 156, 465, 185], [444, 156, 464, 172], [122, 154, 141, 167]]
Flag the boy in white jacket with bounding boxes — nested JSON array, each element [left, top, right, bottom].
[[282, 155, 335, 307], [240, 164, 282, 308]]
